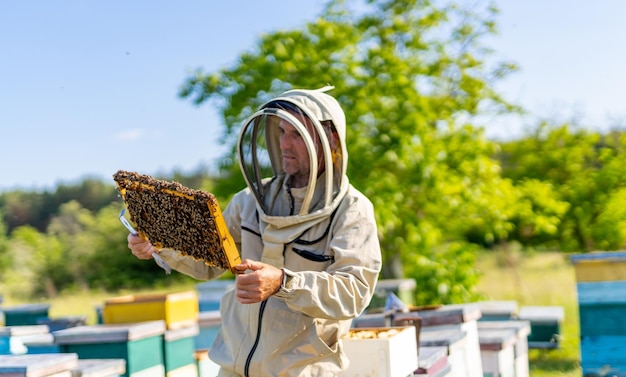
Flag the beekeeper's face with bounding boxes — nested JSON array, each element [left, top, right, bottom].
[[278, 111, 325, 188]]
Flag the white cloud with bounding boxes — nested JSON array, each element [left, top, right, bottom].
[[115, 129, 144, 141]]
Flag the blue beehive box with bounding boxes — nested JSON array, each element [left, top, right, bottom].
[[571, 252, 626, 374], [22, 333, 60, 354], [195, 311, 221, 351], [0, 326, 50, 355], [196, 280, 234, 312], [53, 320, 165, 377]]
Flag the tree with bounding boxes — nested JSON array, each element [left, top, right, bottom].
[[6, 225, 64, 298], [85, 203, 194, 290], [178, 0, 520, 304], [500, 123, 626, 251]]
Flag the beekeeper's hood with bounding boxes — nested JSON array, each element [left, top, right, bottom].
[[238, 86, 349, 223]]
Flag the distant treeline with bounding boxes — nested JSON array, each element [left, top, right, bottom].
[[0, 167, 219, 234]]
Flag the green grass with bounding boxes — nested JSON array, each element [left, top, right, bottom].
[[1, 250, 582, 375], [475, 250, 581, 376]]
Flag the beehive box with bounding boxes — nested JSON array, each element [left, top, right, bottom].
[[195, 311, 221, 351], [194, 350, 220, 377], [338, 326, 417, 377], [476, 301, 519, 322], [195, 280, 234, 312], [102, 291, 198, 330], [352, 310, 393, 328], [37, 316, 86, 332], [518, 306, 563, 349], [478, 329, 517, 377], [53, 321, 165, 377], [477, 321, 531, 377], [419, 328, 468, 377], [0, 353, 78, 376], [571, 251, 626, 282], [2, 304, 50, 327], [415, 346, 450, 377], [22, 334, 60, 355], [0, 326, 50, 355], [71, 359, 126, 377], [162, 325, 198, 375], [418, 304, 484, 377], [571, 252, 626, 374]]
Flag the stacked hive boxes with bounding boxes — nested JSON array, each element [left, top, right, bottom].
[[477, 320, 531, 377], [338, 326, 418, 377], [0, 353, 126, 377], [352, 304, 483, 375], [0, 303, 88, 356], [418, 304, 484, 377], [418, 328, 466, 376], [0, 353, 78, 377], [53, 320, 165, 377], [477, 328, 517, 377], [476, 301, 531, 377], [571, 251, 626, 375], [414, 346, 451, 377], [194, 280, 233, 350], [60, 290, 202, 377], [0, 325, 50, 355], [194, 280, 233, 377]]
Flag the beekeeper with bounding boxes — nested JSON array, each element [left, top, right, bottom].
[[128, 86, 382, 377]]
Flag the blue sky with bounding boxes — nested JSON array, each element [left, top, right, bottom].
[[2, 1, 625, 191]]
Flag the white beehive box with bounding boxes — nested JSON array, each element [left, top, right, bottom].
[[339, 326, 418, 377]]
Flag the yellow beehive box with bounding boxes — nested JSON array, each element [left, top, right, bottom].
[[103, 290, 198, 330], [571, 252, 626, 282], [339, 326, 418, 377]]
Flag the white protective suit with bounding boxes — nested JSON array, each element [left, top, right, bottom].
[[159, 87, 382, 377]]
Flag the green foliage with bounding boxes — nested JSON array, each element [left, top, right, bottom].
[[0, 210, 10, 273], [0, 178, 118, 233], [404, 241, 483, 305], [83, 203, 189, 290], [0, 174, 203, 298], [6, 225, 64, 298], [500, 124, 626, 251], [178, 0, 520, 304]]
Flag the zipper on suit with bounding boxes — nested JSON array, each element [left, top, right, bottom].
[[244, 299, 268, 377]]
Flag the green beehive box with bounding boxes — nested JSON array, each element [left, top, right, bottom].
[[518, 306, 564, 349], [163, 325, 198, 373], [53, 320, 165, 377], [2, 304, 50, 326]]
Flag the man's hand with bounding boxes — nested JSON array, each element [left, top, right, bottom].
[[127, 233, 158, 260], [234, 259, 284, 304]]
